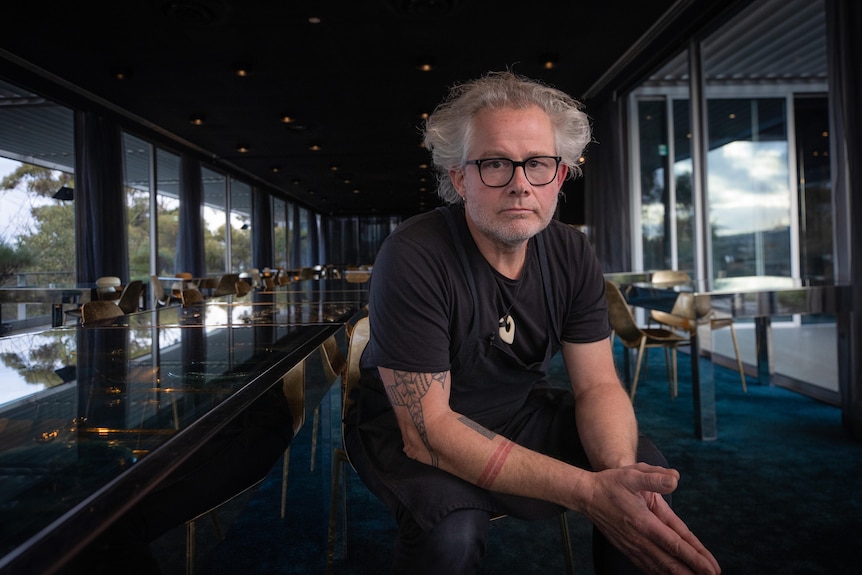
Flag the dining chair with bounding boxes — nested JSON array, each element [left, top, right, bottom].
[[184, 359, 306, 575], [324, 316, 575, 574], [234, 280, 252, 298], [647, 270, 747, 394], [150, 275, 175, 307], [180, 289, 205, 306], [279, 335, 346, 521], [80, 300, 125, 325], [95, 276, 123, 301], [116, 280, 143, 314], [604, 279, 688, 400], [212, 273, 240, 298]]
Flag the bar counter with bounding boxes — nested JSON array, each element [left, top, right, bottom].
[[0, 285, 367, 575]]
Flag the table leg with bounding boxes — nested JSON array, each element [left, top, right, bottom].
[[691, 324, 718, 441], [754, 316, 773, 385]]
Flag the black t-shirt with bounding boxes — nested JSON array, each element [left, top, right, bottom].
[[361, 204, 610, 394]]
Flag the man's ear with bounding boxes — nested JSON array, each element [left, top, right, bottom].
[[449, 168, 466, 197]]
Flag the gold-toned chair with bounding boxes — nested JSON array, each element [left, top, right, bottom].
[[647, 270, 747, 394], [324, 317, 575, 574], [605, 279, 688, 400], [234, 279, 252, 298], [185, 360, 306, 575], [116, 279, 143, 314], [80, 300, 125, 324], [150, 275, 175, 307], [211, 273, 240, 298], [180, 289, 204, 306], [95, 275, 123, 301], [279, 335, 346, 520]]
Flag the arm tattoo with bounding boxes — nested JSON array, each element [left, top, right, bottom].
[[457, 416, 497, 440], [386, 370, 446, 467], [477, 440, 514, 489]]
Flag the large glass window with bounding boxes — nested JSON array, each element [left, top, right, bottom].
[[0, 80, 75, 329], [202, 167, 227, 275], [123, 133, 152, 281], [229, 179, 252, 272], [706, 98, 792, 283], [154, 149, 180, 276]]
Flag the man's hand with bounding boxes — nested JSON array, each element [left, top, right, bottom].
[[582, 463, 721, 575]]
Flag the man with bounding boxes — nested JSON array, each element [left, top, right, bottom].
[[344, 71, 720, 575]]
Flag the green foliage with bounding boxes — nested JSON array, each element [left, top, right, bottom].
[[0, 241, 33, 286]]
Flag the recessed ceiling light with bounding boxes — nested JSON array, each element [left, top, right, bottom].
[[189, 114, 205, 125], [308, 16, 321, 24], [280, 114, 294, 124], [309, 144, 322, 151], [237, 144, 249, 153], [233, 62, 253, 77]]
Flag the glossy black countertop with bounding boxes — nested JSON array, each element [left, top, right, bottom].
[[0, 285, 366, 575]]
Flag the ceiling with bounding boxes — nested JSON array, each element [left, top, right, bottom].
[[0, 0, 728, 218]]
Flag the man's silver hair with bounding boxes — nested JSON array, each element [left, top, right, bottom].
[[422, 70, 592, 204]]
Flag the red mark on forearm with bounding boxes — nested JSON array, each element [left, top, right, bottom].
[[476, 440, 514, 489]]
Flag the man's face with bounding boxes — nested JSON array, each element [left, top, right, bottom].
[[449, 105, 568, 249]]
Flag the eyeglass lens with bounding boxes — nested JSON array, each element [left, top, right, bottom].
[[477, 157, 559, 187]]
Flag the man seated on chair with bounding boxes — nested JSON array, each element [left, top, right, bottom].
[[344, 71, 721, 575]]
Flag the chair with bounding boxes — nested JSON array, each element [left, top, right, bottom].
[[344, 270, 371, 284], [172, 272, 195, 299], [184, 360, 307, 575], [324, 317, 575, 574], [647, 271, 747, 394], [80, 300, 125, 325], [150, 275, 175, 307], [234, 279, 252, 298], [116, 280, 143, 314], [180, 289, 204, 306], [212, 273, 240, 298], [95, 276, 122, 301], [604, 279, 688, 400]]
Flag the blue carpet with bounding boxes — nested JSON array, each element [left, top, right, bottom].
[[158, 343, 862, 575]]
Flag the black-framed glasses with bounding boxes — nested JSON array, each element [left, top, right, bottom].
[[465, 156, 562, 188]]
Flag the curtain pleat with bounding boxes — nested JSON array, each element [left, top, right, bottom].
[[585, 97, 631, 272], [252, 186, 273, 268], [176, 153, 205, 277], [74, 111, 127, 284]]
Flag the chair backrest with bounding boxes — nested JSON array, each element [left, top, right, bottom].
[[81, 300, 125, 324], [344, 271, 371, 284], [234, 279, 251, 297], [604, 280, 646, 348], [651, 269, 692, 286], [281, 360, 306, 437], [343, 316, 370, 417], [95, 276, 122, 300], [175, 272, 193, 280], [321, 335, 347, 385], [117, 280, 143, 314], [212, 273, 240, 297], [181, 288, 204, 306], [150, 275, 170, 306]]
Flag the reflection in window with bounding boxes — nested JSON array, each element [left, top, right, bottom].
[[202, 167, 227, 275], [155, 149, 180, 275], [230, 179, 252, 272], [707, 98, 791, 280], [123, 133, 152, 281]]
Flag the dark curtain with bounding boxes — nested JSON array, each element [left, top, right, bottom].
[[827, 0, 862, 439], [252, 187, 273, 268], [74, 111, 127, 284], [309, 211, 320, 265], [175, 154, 205, 277], [584, 97, 631, 272], [291, 207, 302, 267]]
